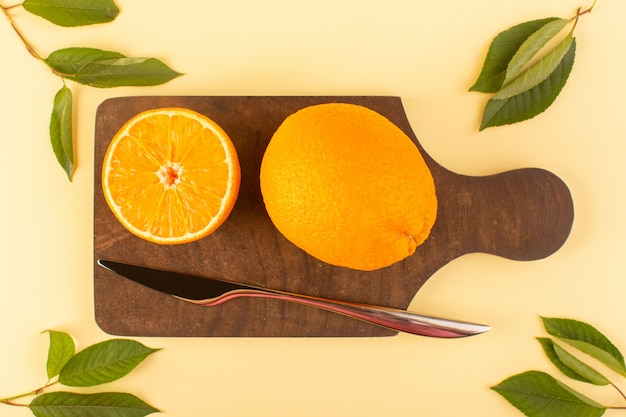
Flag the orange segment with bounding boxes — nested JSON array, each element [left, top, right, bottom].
[[102, 108, 240, 244]]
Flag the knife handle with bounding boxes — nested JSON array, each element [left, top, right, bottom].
[[193, 289, 489, 338]]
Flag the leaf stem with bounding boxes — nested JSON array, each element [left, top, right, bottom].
[[2, 3, 45, 62], [0, 380, 58, 405], [611, 382, 626, 402], [578, 0, 598, 17], [0, 2, 23, 11], [570, 0, 598, 32], [1, 3, 76, 81]]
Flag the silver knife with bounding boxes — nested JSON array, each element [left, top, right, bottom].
[[97, 259, 490, 338]]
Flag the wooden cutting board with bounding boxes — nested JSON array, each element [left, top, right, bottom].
[[93, 96, 574, 337]]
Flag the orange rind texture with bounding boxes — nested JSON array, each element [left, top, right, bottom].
[[260, 103, 437, 271]]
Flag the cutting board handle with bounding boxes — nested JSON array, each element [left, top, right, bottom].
[[430, 165, 574, 262]]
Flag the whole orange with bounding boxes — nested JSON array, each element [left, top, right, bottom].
[[259, 103, 437, 271]]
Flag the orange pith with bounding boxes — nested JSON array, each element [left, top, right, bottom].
[[102, 107, 240, 244], [259, 103, 438, 271]]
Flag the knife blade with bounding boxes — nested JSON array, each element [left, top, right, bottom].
[[97, 259, 490, 338]]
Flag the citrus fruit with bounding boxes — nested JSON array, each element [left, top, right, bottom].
[[102, 107, 240, 244], [259, 103, 437, 271]]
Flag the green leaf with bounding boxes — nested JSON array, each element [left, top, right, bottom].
[[43, 330, 75, 380], [538, 338, 610, 385], [50, 86, 74, 180], [542, 317, 626, 377], [46, 48, 183, 88], [491, 371, 606, 417], [71, 57, 183, 88], [495, 32, 574, 99], [46, 47, 126, 76], [58, 339, 160, 387], [502, 18, 570, 86], [479, 37, 575, 130], [469, 17, 560, 93], [29, 391, 159, 417], [22, 0, 119, 27]]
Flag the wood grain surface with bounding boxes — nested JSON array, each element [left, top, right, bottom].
[[93, 96, 574, 337]]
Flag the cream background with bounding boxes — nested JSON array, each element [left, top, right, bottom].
[[1, 0, 625, 415]]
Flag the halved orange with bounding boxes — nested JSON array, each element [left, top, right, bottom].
[[102, 107, 240, 244]]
